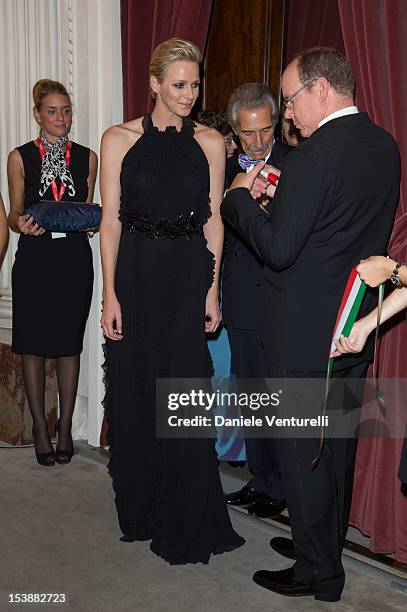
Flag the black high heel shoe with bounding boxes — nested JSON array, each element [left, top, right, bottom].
[[55, 420, 74, 465], [32, 427, 55, 467]]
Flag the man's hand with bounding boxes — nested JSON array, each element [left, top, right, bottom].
[[262, 163, 281, 180], [252, 176, 269, 200], [228, 163, 266, 196], [262, 163, 281, 199], [227, 162, 282, 202]]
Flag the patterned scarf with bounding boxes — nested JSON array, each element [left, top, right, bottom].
[[38, 129, 75, 198]]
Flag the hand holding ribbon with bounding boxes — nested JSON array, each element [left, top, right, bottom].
[[356, 255, 396, 287], [227, 163, 266, 198]]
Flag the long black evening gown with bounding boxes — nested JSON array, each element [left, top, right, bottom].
[[103, 114, 244, 564]]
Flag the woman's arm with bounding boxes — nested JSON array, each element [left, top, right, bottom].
[[86, 149, 98, 203], [332, 286, 407, 356], [196, 127, 225, 333], [0, 193, 9, 267], [7, 149, 45, 236], [99, 127, 135, 341], [357, 255, 407, 287]]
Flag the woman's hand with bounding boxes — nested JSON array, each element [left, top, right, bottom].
[[205, 292, 221, 333], [17, 214, 45, 236], [356, 256, 394, 287], [330, 320, 370, 357], [101, 293, 123, 340]]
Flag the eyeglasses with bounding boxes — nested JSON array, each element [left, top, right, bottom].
[[282, 80, 315, 109]]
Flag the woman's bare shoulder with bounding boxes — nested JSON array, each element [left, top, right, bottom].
[[8, 148, 23, 163], [7, 148, 24, 178], [193, 122, 225, 155], [102, 118, 145, 148]]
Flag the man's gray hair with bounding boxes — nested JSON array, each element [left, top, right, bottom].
[[227, 83, 279, 131]]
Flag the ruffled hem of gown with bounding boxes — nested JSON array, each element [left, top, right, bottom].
[[101, 342, 112, 474], [150, 534, 246, 565]]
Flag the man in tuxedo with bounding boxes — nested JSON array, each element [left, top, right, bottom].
[[221, 48, 400, 601], [222, 83, 290, 518]]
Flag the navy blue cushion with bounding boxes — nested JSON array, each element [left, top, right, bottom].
[[24, 201, 102, 232]]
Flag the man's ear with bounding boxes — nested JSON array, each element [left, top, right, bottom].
[[316, 77, 330, 102]]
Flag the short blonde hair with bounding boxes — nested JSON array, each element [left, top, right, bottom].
[[149, 38, 202, 97], [33, 79, 71, 110]]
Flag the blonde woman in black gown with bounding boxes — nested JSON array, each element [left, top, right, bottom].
[[100, 38, 244, 563]]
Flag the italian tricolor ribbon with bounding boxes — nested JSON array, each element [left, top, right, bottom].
[[328, 268, 367, 376], [311, 268, 367, 469]]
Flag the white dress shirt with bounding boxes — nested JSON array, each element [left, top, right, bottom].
[[318, 106, 359, 129]]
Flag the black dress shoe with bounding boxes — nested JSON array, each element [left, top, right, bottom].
[[252, 567, 341, 601], [224, 485, 263, 507], [269, 536, 297, 560], [247, 498, 287, 518], [54, 420, 74, 465], [32, 427, 55, 467]]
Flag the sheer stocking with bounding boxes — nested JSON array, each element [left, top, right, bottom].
[[22, 354, 50, 454], [55, 355, 80, 452]]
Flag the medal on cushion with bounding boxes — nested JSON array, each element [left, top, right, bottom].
[[36, 137, 72, 202]]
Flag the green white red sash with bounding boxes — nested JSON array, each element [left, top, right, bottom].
[[328, 268, 367, 376], [311, 268, 367, 469]]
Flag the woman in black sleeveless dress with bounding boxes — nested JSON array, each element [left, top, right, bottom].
[[100, 39, 244, 563], [8, 79, 97, 466]]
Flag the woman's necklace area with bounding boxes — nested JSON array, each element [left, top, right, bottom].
[[37, 131, 72, 201]]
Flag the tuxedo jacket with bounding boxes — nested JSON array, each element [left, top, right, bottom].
[[221, 113, 400, 371], [221, 142, 291, 330]]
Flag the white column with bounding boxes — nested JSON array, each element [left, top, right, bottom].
[[0, 0, 61, 343], [59, 0, 123, 444]]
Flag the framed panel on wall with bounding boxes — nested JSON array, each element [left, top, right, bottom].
[[203, 0, 285, 111]]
